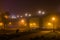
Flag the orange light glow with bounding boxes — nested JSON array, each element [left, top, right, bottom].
[[52, 17, 55, 21], [18, 19, 26, 26], [30, 23, 38, 28], [4, 15, 8, 19], [48, 23, 52, 26], [9, 22, 12, 25], [0, 22, 4, 26]]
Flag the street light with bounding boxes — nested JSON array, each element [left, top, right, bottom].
[[21, 19, 25, 23], [52, 17, 56, 32], [17, 15, 19, 18], [47, 22, 53, 29], [25, 13, 31, 17], [25, 13, 31, 30], [52, 17, 55, 21], [11, 15, 17, 19], [20, 16, 23, 18], [48, 22, 52, 26], [38, 10, 45, 15], [29, 22, 37, 28], [0, 22, 4, 26], [42, 11, 45, 15], [9, 22, 12, 25], [38, 10, 41, 14], [25, 13, 28, 16], [19, 19, 26, 25], [4, 15, 9, 19], [28, 14, 31, 17], [38, 10, 45, 29]]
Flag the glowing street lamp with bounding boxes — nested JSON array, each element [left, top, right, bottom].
[[46, 22, 53, 29], [51, 17, 56, 32], [9, 22, 12, 25], [19, 19, 26, 25], [38, 10, 45, 29], [25, 13, 31, 17], [29, 23, 37, 28], [11, 15, 17, 19], [52, 17, 55, 21], [28, 14, 31, 17], [42, 11, 45, 15], [48, 22, 52, 26], [4, 15, 9, 19], [21, 19, 25, 23], [38, 10, 45, 15], [17, 15, 19, 18], [25, 13, 28, 16], [38, 10, 41, 14], [0, 22, 4, 26], [25, 13, 31, 30], [20, 16, 23, 18]]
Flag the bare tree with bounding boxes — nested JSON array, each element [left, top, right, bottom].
[[1, 11, 10, 30]]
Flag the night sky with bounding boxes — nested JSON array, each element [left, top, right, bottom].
[[0, 0, 60, 14]]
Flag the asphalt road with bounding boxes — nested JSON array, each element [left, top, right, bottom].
[[11, 31, 60, 40], [0, 30, 60, 40]]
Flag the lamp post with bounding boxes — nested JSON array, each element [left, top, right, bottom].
[[52, 17, 55, 32], [38, 10, 45, 29], [3, 15, 9, 30], [25, 13, 31, 30]]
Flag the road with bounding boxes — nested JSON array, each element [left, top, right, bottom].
[[11, 30, 60, 40], [0, 29, 60, 40]]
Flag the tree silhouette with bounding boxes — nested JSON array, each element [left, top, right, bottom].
[[1, 11, 10, 30]]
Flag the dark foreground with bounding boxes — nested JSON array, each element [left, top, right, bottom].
[[0, 30, 60, 40]]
